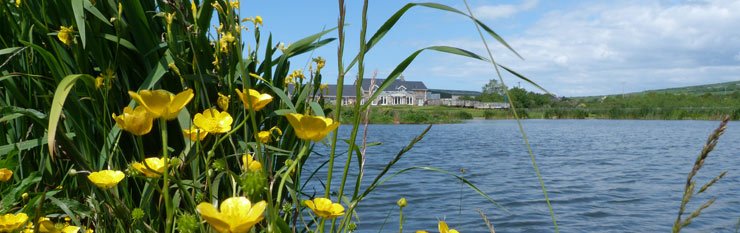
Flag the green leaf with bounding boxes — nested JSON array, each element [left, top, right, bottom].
[[71, 0, 87, 48], [47, 74, 94, 157], [83, 0, 113, 27], [347, 2, 522, 71], [0, 47, 22, 56], [0, 133, 75, 156], [309, 102, 325, 117], [285, 27, 338, 55], [103, 34, 139, 52], [499, 64, 551, 95]]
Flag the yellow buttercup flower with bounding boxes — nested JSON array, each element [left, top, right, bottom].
[[256, 131, 271, 143], [217, 93, 230, 111], [0, 168, 12, 182], [132, 157, 166, 178], [38, 217, 81, 233], [438, 221, 460, 233], [193, 109, 233, 134], [285, 113, 340, 141], [255, 126, 282, 143], [183, 126, 208, 141], [112, 106, 154, 136], [242, 154, 262, 172], [0, 213, 28, 232], [128, 89, 194, 120], [57, 26, 74, 46], [95, 76, 105, 89], [235, 89, 272, 111], [15, 0, 21, 7], [87, 170, 125, 189], [304, 197, 344, 218], [196, 197, 266, 233]]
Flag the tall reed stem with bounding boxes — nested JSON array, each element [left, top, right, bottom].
[[462, 0, 558, 232], [159, 118, 174, 233]]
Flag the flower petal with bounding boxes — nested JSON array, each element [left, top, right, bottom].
[[196, 203, 230, 233]]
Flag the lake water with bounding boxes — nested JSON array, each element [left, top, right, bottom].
[[305, 120, 740, 233]]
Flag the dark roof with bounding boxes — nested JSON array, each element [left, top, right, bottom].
[[325, 85, 356, 97], [325, 78, 428, 96], [428, 89, 482, 96], [361, 79, 427, 91]]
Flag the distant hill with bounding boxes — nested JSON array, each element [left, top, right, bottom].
[[574, 80, 740, 99], [643, 80, 740, 95]]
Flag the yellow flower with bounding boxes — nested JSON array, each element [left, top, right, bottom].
[[183, 126, 208, 141], [217, 93, 230, 111], [196, 197, 266, 233], [254, 16, 263, 26], [242, 154, 262, 172], [112, 106, 154, 136], [128, 89, 194, 120], [85, 228, 94, 233], [235, 89, 273, 111], [415, 231, 429, 233], [438, 221, 460, 233], [397, 197, 407, 208], [313, 57, 325, 70], [87, 170, 125, 189], [95, 76, 105, 89], [57, 26, 74, 46], [285, 113, 340, 141], [15, 0, 21, 7], [256, 131, 271, 143], [219, 32, 235, 53], [38, 217, 80, 233], [0, 213, 28, 232], [164, 12, 175, 26], [190, 0, 198, 19], [0, 168, 12, 182], [255, 126, 282, 143], [132, 157, 166, 178], [193, 109, 233, 134], [229, 0, 239, 9], [304, 197, 344, 218]]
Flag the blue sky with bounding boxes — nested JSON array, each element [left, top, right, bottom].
[[238, 0, 740, 96]]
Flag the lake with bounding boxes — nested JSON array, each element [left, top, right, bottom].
[[305, 120, 740, 233]]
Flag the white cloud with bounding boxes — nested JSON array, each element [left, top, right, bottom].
[[474, 0, 539, 20], [433, 0, 740, 96]]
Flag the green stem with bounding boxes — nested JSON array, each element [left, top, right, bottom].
[[160, 118, 174, 233], [327, 0, 347, 199], [398, 207, 404, 233], [462, 1, 558, 232]]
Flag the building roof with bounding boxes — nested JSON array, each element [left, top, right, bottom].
[[361, 78, 427, 91], [325, 78, 428, 96], [428, 89, 482, 96], [324, 85, 357, 97]]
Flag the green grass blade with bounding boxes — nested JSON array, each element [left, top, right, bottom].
[[47, 74, 94, 157], [498, 64, 551, 95], [381, 166, 509, 213], [71, 0, 87, 48]]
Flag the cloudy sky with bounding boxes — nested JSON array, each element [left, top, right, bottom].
[[240, 0, 740, 97]]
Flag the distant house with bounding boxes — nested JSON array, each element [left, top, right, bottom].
[[427, 89, 482, 100], [324, 77, 429, 106], [426, 89, 509, 109]]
